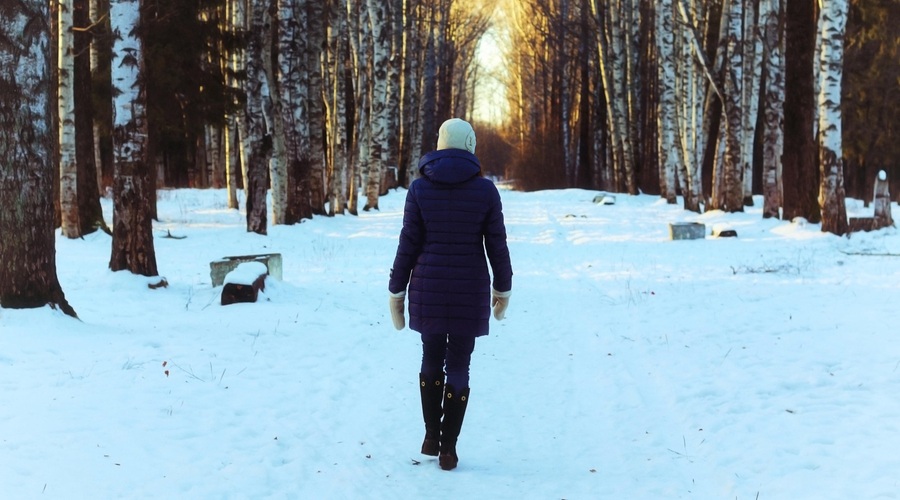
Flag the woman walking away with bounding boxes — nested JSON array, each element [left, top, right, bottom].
[[388, 118, 513, 471]]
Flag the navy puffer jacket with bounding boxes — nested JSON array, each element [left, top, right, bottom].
[[389, 149, 513, 337]]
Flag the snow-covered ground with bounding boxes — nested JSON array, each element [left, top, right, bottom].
[[2, 187, 899, 499]]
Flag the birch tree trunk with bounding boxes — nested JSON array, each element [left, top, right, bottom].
[[817, 0, 848, 235], [401, 0, 424, 185], [325, 0, 350, 215], [592, 0, 637, 194], [261, 1, 288, 226], [363, 0, 391, 211], [59, 0, 81, 238], [386, 0, 403, 175], [740, 0, 762, 206], [672, 0, 707, 212], [720, 0, 745, 212], [224, 0, 244, 210], [279, 0, 312, 224], [0, 0, 76, 316], [761, 0, 784, 219], [241, 0, 270, 235], [108, 0, 159, 276], [306, 0, 327, 215], [349, 0, 371, 213], [657, 0, 678, 204]]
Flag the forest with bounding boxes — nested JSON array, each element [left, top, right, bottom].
[[1, 0, 898, 315]]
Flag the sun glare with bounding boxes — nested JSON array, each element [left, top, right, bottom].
[[472, 27, 510, 125]]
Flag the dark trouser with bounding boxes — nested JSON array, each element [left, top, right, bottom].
[[420, 333, 476, 390]]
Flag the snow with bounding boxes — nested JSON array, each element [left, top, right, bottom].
[[223, 262, 269, 286], [2, 187, 900, 498]]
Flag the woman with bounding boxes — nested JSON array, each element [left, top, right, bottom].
[[388, 118, 513, 471]]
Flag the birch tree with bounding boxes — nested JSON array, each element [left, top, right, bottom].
[[241, 0, 271, 234], [261, 0, 288, 225], [108, 0, 159, 276], [672, 0, 709, 213], [715, 0, 745, 212], [363, 0, 391, 211], [0, 0, 77, 316], [740, 0, 762, 206], [760, 0, 784, 218], [592, 0, 637, 194], [276, 0, 312, 224], [816, 0, 848, 235], [657, 0, 679, 204], [348, 0, 371, 215], [324, 0, 351, 215], [59, 0, 80, 237], [306, 0, 327, 215]]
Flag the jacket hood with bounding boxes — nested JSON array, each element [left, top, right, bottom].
[[418, 149, 482, 185]]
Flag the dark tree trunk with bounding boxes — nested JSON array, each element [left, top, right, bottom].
[[74, 0, 107, 235], [0, 0, 76, 317], [782, 0, 820, 222]]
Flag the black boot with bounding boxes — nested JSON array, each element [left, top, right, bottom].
[[419, 373, 444, 456], [439, 384, 470, 471]]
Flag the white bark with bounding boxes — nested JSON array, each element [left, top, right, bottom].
[[720, 0, 744, 212], [261, 1, 287, 225], [325, 0, 350, 215], [109, 0, 159, 275], [740, 0, 763, 205], [364, 0, 391, 211], [242, 0, 271, 234], [657, 0, 678, 204], [673, 0, 709, 212], [110, 0, 144, 167], [591, 0, 636, 193], [59, 0, 80, 237], [761, 0, 784, 218], [817, 0, 848, 235]]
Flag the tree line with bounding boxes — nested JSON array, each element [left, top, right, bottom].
[[1, 0, 490, 315], [1, 0, 896, 315], [500, 0, 898, 236]]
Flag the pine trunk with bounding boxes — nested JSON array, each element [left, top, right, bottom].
[[782, 0, 820, 222], [74, 0, 106, 234]]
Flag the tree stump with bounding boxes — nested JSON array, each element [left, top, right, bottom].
[[221, 262, 268, 305]]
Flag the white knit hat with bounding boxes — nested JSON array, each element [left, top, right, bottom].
[[437, 118, 476, 154]]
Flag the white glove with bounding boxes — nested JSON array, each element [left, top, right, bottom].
[[491, 288, 511, 320], [389, 291, 406, 330]]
